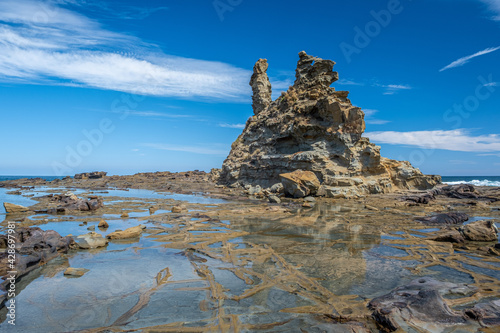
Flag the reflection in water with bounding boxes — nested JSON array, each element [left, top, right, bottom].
[[1, 194, 500, 332]]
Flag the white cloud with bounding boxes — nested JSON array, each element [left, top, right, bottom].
[[363, 109, 390, 125], [439, 46, 500, 72], [366, 129, 500, 152], [126, 111, 192, 118], [0, 0, 251, 101], [336, 79, 364, 86], [219, 123, 246, 129], [484, 82, 498, 87], [375, 83, 412, 95], [478, 0, 500, 20], [142, 143, 228, 155]]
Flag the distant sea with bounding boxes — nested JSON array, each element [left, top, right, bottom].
[[441, 176, 500, 187], [1, 175, 499, 186], [0, 175, 66, 182]]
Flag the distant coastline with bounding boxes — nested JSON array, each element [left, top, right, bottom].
[[1, 175, 499, 187]]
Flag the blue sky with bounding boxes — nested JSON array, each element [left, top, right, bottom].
[[0, 0, 499, 176]]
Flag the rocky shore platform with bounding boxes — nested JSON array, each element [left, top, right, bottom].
[[0, 172, 500, 332]]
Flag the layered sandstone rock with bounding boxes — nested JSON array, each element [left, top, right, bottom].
[[219, 51, 440, 198]]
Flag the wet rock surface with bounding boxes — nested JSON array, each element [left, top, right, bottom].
[[0, 227, 74, 290], [3, 202, 29, 213], [460, 220, 499, 242], [0, 174, 499, 331], [74, 232, 108, 249], [369, 277, 483, 332], [415, 212, 469, 225]]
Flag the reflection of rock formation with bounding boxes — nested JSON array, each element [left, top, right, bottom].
[[231, 202, 381, 295], [219, 52, 440, 198]]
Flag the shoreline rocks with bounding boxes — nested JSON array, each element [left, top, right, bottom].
[[75, 232, 108, 249], [3, 202, 30, 213], [106, 225, 145, 240], [74, 171, 107, 179], [369, 277, 480, 332], [0, 227, 74, 283]]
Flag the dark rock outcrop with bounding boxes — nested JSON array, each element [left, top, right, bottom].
[[38, 193, 103, 214], [219, 52, 440, 198], [74, 171, 107, 179], [0, 227, 74, 279], [369, 277, 479, 332], [415, 213, 469, 225]]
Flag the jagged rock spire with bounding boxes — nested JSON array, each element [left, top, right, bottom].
[[219, 51, 440, 198], [294, 51, 339, 89], [250, 59, 272, 115]]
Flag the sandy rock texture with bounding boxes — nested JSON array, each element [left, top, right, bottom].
[[218, 51, 440, 198]]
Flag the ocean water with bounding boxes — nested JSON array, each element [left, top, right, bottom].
[[0, 175, 66, 182], [442, 176, 500, 187]]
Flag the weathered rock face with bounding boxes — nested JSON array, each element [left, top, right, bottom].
[[280, 170, 320, 198], [0, 227, 74, 278], [74, 171, 107, 179], [40, 193, 104, 214], [460, 220, 498, 242], [3, 202, 30, 213], [250, 59, 272, 115], [368, 277, 482, 332], [219, 52, 440, 198]]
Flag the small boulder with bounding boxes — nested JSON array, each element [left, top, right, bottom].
[[280, 170, 320, 198], [64, 267, 89, 277], [302, 202, 314, 208], [268, 195, 281, 204], [75, 232, 108, 249], [98, 219, 109, 229], [121, 212, 129, 218], [461, 220, 498, 242], [3, 202, 29, 213], [107, 225, 145, 240], [431, 229, 465, 243], [270, 183, 284, 194], [171, 205, 187, 213]]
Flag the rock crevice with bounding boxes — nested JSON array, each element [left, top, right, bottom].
[[219, 52, 440, 198]]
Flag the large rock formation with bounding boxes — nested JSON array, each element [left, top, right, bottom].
[[219, 51, 440, 198]]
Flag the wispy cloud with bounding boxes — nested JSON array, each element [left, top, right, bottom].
[[0, 0, 251, 101], [439, 46, 500, 72], [219, 123, 246, 129], [142, 143, 228, 155], [335, 79, 410, 95], [366, 129, 500, 152], [478, 0, 500, 20], [363, 109, 390, 125], [63, 0, 169, 20], [375, 84, 412, 95], [336, 79, 364, 86], [126, 111, 192, 119]]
